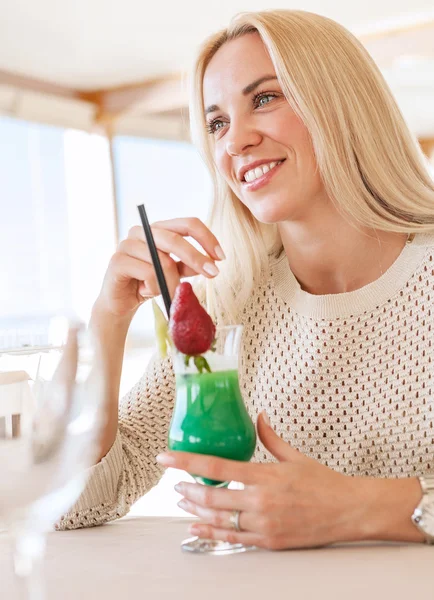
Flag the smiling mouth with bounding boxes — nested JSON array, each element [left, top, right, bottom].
[[242, 160, 285, 183]]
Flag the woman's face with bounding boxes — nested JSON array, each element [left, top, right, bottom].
[[202, 33, 326, 224]]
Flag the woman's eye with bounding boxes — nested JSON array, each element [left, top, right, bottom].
[[255, 93, 277, 108], [206, 119, 225, 135]]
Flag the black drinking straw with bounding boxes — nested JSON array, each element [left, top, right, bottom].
[[137, 204, 172, 318]]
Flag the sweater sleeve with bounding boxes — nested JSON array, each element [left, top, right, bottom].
[[56, 353, 175, 530]]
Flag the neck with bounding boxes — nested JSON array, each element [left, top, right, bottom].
[[277, 208, 408, 295]]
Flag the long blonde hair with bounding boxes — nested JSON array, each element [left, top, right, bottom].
[[190, 10, 434, 323]]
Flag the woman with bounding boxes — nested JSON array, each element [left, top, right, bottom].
[[58, 10, 434, 549]]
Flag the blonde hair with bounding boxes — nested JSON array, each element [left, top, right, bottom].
[[190, 10, 434, 323]]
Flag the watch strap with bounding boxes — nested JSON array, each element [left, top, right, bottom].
[[411, 475, 434, 544]]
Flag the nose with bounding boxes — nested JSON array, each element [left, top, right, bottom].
[[225, 119, 262, 157]]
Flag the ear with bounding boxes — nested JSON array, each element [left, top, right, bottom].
[[257, 411, 300, 463]]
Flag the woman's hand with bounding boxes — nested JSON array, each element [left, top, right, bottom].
[[156, 413, 389, 550], [94, 218, 225, 321]]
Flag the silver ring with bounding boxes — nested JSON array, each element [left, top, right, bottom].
[[229, 509, 242, 532]]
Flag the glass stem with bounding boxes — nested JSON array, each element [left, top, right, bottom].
[[12, 530, 46, 600]]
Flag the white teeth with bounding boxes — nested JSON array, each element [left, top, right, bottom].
[[243, 160, 282, 183]]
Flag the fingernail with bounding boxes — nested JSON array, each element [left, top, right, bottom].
[[156, 453, 175, 466], [177, 500, 188, 510], [203, 262, 219, 276], [261, 410, 270, 426], [174, 483, 182, 493], [189, 525, 200, 535], [215, 245, 226, 260]]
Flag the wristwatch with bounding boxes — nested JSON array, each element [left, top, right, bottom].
[[411, 475, 434, 544]]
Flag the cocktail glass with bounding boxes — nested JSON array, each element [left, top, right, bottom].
[[168, 325, 256, 554], [0, 319, 106, 599]]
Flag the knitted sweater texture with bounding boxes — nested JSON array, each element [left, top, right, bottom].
[[57, 234, 434, 530]]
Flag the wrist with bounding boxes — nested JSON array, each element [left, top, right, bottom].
[[90, 300, 133, 337], [353, 476, 424, 543]]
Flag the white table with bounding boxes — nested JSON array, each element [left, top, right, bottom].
[[1, 516, 433, 599]]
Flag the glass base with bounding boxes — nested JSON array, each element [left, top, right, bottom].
[[181, 536, 257, 555]]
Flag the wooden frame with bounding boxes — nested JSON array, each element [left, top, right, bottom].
[[419, 138, 434, 159]]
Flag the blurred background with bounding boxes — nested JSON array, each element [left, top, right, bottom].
[[0, 0, 434, 515]]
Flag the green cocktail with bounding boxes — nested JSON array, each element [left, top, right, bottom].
[[169, 369, 256, 485], [168, 325, 257, 554]]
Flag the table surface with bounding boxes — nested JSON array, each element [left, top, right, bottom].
[[1, 516, 433, 599]]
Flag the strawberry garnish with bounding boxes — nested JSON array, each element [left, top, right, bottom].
[[169, 282, 216, 366]]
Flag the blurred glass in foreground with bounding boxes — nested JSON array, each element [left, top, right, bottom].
[[0, 318, 106, 600]]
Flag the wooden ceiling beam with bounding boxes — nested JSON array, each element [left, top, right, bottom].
[[0, 69, 79, 99], [419, 138, 434, 159], [79, 75, 189, 123], [358, 17, 434, 42]]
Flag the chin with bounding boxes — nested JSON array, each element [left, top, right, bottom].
[[239, 188, 299, 224], [247, 203, 292, 225]]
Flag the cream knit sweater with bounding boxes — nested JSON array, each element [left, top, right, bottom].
[[57, 233, 434, 530]]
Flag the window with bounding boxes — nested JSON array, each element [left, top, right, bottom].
[[0, 118, 115, 348], [113, 136, 213, 341], [1, 123, 211, 515]]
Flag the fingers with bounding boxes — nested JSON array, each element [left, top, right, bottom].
[[177, 262, 199, 278], [102, 217, 222, 317], [115, 240, 180, 298], [152, 228, 220, 277], [123, 232, 220, 281], [174, 479, 292, 549], [156, 452, 270, 486], [175, 482, 253, 511], [137, 280, 161, 299], [110, 252, 155, 284], [177, 499, 260, 535], [149, 217, 224, 262], [110, 251, 173, 292], [178, 499, 234, 527], [137, 263, 197, 298]]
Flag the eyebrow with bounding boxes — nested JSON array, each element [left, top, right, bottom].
[[204, 75, 278, 116]]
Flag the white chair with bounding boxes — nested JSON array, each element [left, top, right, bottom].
[[0, 371, 34, 438]]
